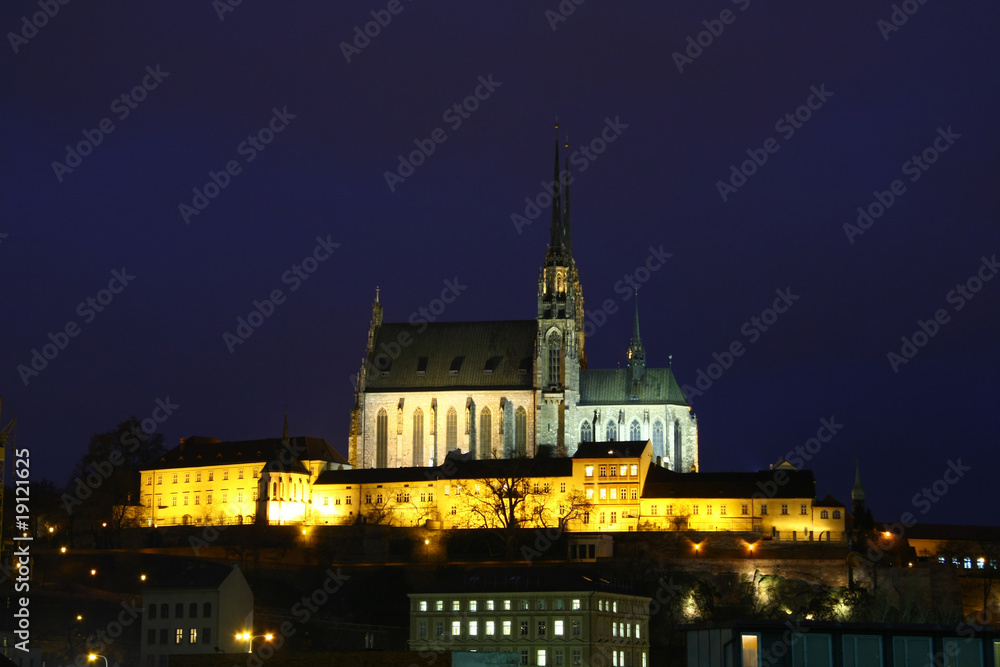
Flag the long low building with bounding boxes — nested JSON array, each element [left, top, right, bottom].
[[138, 433, 846, 539]]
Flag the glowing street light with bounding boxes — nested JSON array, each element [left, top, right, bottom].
[[88, 654, 108, 667], [90, 569, 97, 576], [236, 632, 273, 653], [60, 547, 67, 554]]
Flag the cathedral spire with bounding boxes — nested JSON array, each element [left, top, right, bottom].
[[627, 290, 646, 374], [563, 133, 572, 255], [852, 457, 866, 504], [549, 121, 564, 254]]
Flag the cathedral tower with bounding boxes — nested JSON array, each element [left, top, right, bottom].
[[535, 127, 584, 456]]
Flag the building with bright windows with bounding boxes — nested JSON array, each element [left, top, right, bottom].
[[140, 563, 253, 667], [684, 620, 1000, 667], [138, 419, 350, 526], [408, 572, 651, 667]]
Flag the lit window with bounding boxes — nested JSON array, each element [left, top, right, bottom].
[[504, 599, 511, 610], [175, 629, 183, 644], [468, 621, 478, 636], [436, 600, 443, 611], [419, 601, 427, 612], [586, 489, 594, 500], [610, 489, 617, 500], [585, 465, 594, 478], [555, 620, 564, 636], [600, 489, 607, 500], [572, 599, 581, 610], [189, 629, 197, 643], [630, 464, 638, 476], [452, 600, 460, 611], [486, 621, 495, 636], [503, 621, 512, 636], [538, 650, 547, 666], [486, 600, 495, 611], [520, 599, 529, 610], [469, 600, 477, 612], [452, 621, 461, 637], [741, 634, 759, 667]]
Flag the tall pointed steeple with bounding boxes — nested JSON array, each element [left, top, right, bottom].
[[563, 133, 572, 255], [627, 290, 646, 380], [852, 457, 866, 505]]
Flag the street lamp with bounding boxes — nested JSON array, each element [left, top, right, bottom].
[[88, 654, 108, 667], [235, 632, 273, 653]]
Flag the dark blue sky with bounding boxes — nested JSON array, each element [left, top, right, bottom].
[[3, 1, 997, 526]]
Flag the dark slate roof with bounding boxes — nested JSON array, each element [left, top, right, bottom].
[[573, 441, 650, 459], [410, 568, 643, 596], [146, 562, 237, 590], [642, 466, 817, 499], [886, 523, 1000, 543], [814, 493, 846, 508], [141, 436, 346, 472], [579, 368, 689, 406], [315, 456, 573, 486], [363, 320, 537, 391]]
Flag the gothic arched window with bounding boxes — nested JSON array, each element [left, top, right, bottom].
[[580, 421, 593, 443], [652, 421, 664, 460], [376, 408, 388, 468], [606, 421, 618, 442], [446, 407, 458, 450], [547, 330, 562, 386], [413, 408, 424, 467], [515, 407, 527, 457], [480, 407, 492, 459], [629, 420, 641, 441]]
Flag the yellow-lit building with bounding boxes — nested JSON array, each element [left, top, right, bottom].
[[139, 429, 845, 539], [139, 425, 350, 527]]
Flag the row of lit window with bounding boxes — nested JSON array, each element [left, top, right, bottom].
[[585, 487, 638, 502], [148, 470, 249, 485], [510, 648, 643, 667], [146, 628, 208, 645], [419, 618, 582, 639], [420, 598, 583, 613], [645, 504, 842, 519], [147, 602, 211, 620], [939, 556, 998, 569], [149, 492, 245, 506], [584, 465, 639, 478]]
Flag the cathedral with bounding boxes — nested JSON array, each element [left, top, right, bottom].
[[348, 136, 698, 473]]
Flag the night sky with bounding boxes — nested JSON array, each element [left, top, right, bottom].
[[3, 2, 998, 527]]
